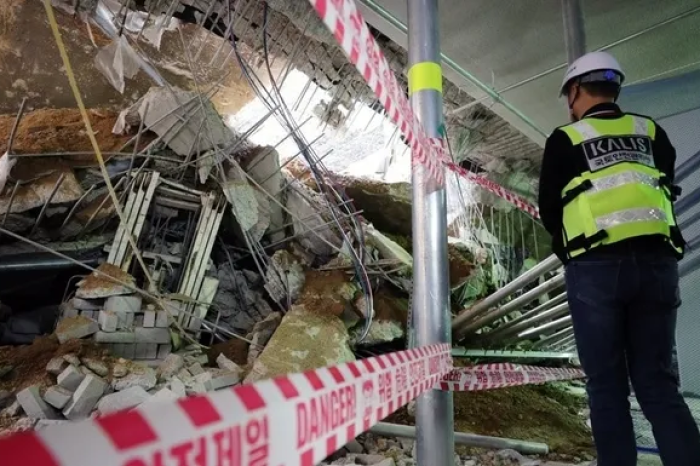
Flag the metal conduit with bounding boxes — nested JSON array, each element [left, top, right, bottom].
[[492, 302, 571, 342], [452, 254, 561, 333], [518, 315, 572, 340], [481, 292, 568, 341], [456, 272, 566, 338], [674, 186, 700, 215], [532, 326, 574, 349], [549, 333, 577, 350], [369, 422, 549, 455], [675, 148, 700, 184]]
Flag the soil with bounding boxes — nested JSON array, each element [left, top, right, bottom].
[[0, 108, 152, 165], [207, 337, 249, 368], [386, 384, 594, 458], [373, 287, 408, 325], [447, 243, 475, 288], [297, 269, 355, 317], [0, 335, 105, 394]]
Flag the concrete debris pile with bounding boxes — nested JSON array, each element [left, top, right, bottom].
[[0, 337, 244, 433], [316, 434, 591, 466]]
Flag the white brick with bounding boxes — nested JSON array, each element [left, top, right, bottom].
[[63, 375, 107, 420], [155, 311, 169, 328], [143, 311, 156, 328], [204, 370, 240, 391], [96, 386, 151, 414], [46, 357, 69, 376], [43, 386, 73, 410], [57, 365, 85, 391], [104, 295, 143, 314], [157, 344, 172, 359], [98, 310, 119, 332], [16, 385, 61, 419]]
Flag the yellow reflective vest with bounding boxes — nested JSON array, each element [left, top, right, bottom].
[[558, 114, 682, 259]]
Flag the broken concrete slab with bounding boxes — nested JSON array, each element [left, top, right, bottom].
[[245, 304, 355, 383], [246, 312, 283, 366], [35, 419, 71, 430], [241, 146, 286, 243], [116, 86, 235, 158], [55, 315, 99, 344], [43, 386, 74, 410], [215, 354, 243, 375], [75, 264, 136, 299], [158, 354, 185, 380], [81, 358, 109, 377], [204, 369, 240, 391], [16, 385, 62, 420], [46, 356, 69, 376], [169, 377, 186, 398], [97, 386, 151, 414], [264, 250, 305, 304], [94, 328, 171, 344], [72, 298, 103, 311], [214, 266, 274, 333], [143, 387, 178, 405], [63, 375, 108, 420], [285, 184, 343, 258], [365, 225, 412, 271], [112, 367, 157, 391]]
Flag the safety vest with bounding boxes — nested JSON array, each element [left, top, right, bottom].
[[558, 114, 682, 259]]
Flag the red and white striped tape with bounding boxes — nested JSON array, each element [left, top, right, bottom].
[[0, 345, 585, 466], [0, 344, 452, 466], [441, 364, 585, 392], [307, 0, 540, 219]]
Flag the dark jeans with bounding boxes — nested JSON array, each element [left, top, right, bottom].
[[565, 251, 700, 466]]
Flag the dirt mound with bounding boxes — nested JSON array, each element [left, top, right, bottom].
[[0, 108, 150, 165], [387, 384, 594, 457], [207, 337, 249, 367], [0, 335, 105, 394]]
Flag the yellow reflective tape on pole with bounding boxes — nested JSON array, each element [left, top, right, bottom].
[[407, 62, 442, 96]]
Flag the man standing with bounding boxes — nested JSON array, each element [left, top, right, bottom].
[[538, 51, 700, 466]]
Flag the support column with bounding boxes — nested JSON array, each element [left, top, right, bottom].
[[561, 0, 587, 63], [406, 1, 454, 465]]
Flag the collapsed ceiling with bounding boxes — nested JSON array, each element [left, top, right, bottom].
[[115, 0, 545, 200]]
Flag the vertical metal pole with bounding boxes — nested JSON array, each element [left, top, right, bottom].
[[561, 0, 587, 63], [407, 1, 454, 465]]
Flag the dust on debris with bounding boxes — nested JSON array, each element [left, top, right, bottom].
[[297, 270, 354, 317], [0, 108, 152, 165]]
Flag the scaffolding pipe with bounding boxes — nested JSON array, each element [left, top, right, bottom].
[[370, 422, 549, 455], [452, 254, 561, 332], [549, 333, 577, 349], [561, 0, 587, 63], [456, 272, 566, 338], [407, 1, 454, 465], [676, 148, 700, 184], [675, 185, 700, 216], [481, 292, 568, 341], [532, 326, 575, 349], [492, 302, 570, 342], [518, 315, 572, 339]]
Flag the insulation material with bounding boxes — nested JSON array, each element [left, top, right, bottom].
[[94, 35, 141, 94], [0, 153, 16, 194]]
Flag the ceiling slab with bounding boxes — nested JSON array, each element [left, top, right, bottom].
[[358, 0, 700, 146]]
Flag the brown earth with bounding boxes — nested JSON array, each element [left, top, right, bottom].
[[297, 269, 355, 317], [207, 337, 249, 368], [0, 108, 151, 164], [386, 384, 594, 457], [0, 335, 105, 394]]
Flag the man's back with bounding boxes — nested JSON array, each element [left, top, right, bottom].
[[538, 102, 682, 264]]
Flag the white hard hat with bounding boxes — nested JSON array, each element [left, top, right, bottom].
[[560, 51, 625, 96]]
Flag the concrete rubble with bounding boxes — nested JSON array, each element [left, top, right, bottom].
[[0, 3, 593, 460]]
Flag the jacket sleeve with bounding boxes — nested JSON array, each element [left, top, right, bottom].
[[537, 129, 572, 237], [652, 123, 677, 182]]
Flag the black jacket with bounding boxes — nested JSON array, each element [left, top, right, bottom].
[[537, 102, 680, 263]]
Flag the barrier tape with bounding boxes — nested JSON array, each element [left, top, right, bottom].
[[307, 0, 540, 219], [0, 344, 586, 466], [0, 345, 452, 466], [441, 364, 585, 392]]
